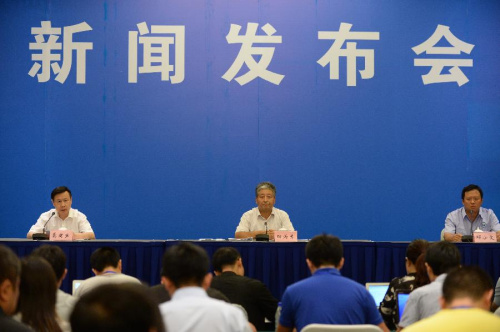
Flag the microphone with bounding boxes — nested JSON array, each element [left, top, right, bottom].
[[256, 221, 270, 242], [32, 212, 55, 240]]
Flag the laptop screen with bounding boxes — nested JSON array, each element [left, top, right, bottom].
[[365, 282, 389, 307], [397, 291, 411, 321], [72, 280, 83, 295]]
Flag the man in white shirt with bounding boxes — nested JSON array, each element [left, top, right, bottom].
[[27, 186, 95, 240], [159, 242, 253, 332], [74, 247, 141, 297], [235, 182, 294, 240]]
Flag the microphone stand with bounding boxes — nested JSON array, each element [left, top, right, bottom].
[[256, 221, 270, 242], [32, 212, 55, 240]]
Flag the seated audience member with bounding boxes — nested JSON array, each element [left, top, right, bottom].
[[74, 247, 141, 297], [235, 182, 294, 240], [379, 239, 429, 330], [404, 266, 500, 332], [159, 242, 253, 332], [443, 184, 500, 242], [149, 283, 230, 304], [277, 234, 389, 332], [0, 245, 33, 332], [71, 283, 165, 332], [31, 244, 76, 323], [492, 277, 500, 312], [210, 247, 278, 331], [15, 256, 67, 332], [27, 186, 96, 240], [398, 241, 461, 330]]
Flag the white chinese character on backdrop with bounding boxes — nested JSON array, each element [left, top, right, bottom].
[[223, 23, 284, 86], [412, 25, 474, 86], [317, 23, 380, 87], [128, 22, 185, 84], [28, 21, 93, 84]]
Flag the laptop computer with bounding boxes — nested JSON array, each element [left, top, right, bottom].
[[72, 279, 84, 295], [396, 289, 411, 322], [365, 282, 390, 307]]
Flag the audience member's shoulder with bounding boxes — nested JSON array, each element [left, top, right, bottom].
[[149, 284, 171, 304], [327, 272, 366, 288], [207, 288, 230, 302], [398, 274, 416, 284], [56, 289, 77, 310], [122, 274, 141, 282], [107, 273, 141, 284], [0, 316, 34, 332], [243, 275, 264, 285], [286, 270, 351, 291], [57, 289, 76, 302], [407, 282, 430, 298]]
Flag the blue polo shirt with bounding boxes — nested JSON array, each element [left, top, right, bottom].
[[279, 268, 383, 331]]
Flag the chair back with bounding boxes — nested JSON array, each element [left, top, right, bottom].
[[301, 324, 383, 332]]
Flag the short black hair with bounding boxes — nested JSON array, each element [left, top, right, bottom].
[[442, 266, 493, 304], [31, 244, 66, 281], [212, 247, 241, 273], [425, 241, 461, 276], [0, 245, 21, 285], [461, 184, 483, 200], [51, 186, 72, 200], [161, 242, 209, 288], [306, 234, 343, 268], [71, 283, 165, 332], [90, 247, 120, 272]]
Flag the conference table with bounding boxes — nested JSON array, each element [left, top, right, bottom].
[[1, 239, 499, 300]]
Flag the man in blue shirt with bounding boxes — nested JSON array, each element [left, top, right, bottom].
[[444, 184, 500, 242], [277, 234, 389, 332]]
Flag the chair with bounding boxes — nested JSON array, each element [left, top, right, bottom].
[[302, 324, 383, 332], [440, 229, 445, 240]]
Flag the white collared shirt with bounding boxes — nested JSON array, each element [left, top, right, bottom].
[[160, 287, 251, 332], [29, 208, 94, 234], [236, 207, 294, 233]]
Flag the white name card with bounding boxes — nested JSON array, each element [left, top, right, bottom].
[[50, 230, 75, 242], [274, 230, 298, 242], [473, 231, 496, 243]]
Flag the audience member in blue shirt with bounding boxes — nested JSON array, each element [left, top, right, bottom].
[[277, 234, 389, 332]]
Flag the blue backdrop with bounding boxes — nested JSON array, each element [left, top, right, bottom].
[[1, 0, 499, 241]]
